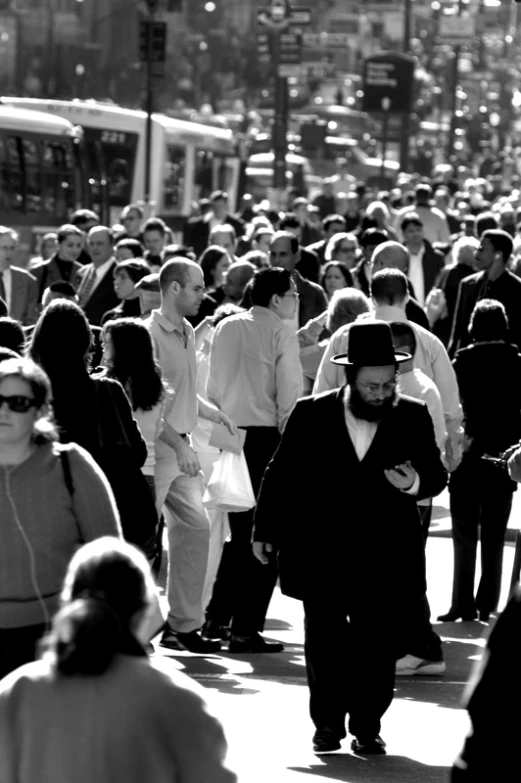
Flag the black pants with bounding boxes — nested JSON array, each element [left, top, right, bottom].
[[449, 456, 514, 616], [0, 623, 47, 680], [303, 594, 396, 739], [397, 592, 443, 661], [206, 427, 280, 636]]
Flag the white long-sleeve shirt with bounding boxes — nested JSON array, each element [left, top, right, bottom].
[[314, 305, 463, 457], [207, 306, 302, 432]]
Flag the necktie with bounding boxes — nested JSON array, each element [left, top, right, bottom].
[[0, 271, 5, 305], [78, 267, 96, 308]]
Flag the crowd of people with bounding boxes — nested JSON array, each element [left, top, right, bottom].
[[1, 168, 521, 775]]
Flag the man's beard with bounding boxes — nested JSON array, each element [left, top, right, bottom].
[[347, 383, 398, 423]]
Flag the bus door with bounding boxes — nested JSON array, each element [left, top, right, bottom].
[[82, 128, 109, 224]]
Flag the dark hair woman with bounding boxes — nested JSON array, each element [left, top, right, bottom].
[[199, 245, 231, 290], [101, 259, 151, 325], [27, 300, 156, 557], [0, 537, 236, 783], [0, 358, 120, 679], [319, 260, 354, 301], [439, 298, 521, 624], [31, 224, 84, 302], [98, 318, 167, 574]]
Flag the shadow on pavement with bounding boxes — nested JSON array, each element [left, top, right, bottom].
[[156, 650, 262, 695], [290, 755, 450, 782]]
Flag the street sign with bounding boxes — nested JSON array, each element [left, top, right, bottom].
[[139, 20, 167, 63], [279, 31, 302, 64], [362, 52, 415, 113], [439, 15, 476, 45], [303, 32, 351, 46], [278, 64, 303, 77]]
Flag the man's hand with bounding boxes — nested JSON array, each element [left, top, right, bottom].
[[508, 447, 521, 483], [175, 440, 201, 478], [253, 542, 273, 565], [384, 460, 417, 491], [217, 410, 239, 437]]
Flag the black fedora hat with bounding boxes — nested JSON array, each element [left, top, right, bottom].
[[331, 320, 411, 367]]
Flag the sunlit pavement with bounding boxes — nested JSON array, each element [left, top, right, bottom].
[[153, 487, 519, 782]]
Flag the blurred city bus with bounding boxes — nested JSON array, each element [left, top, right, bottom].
[[2, 98, 240, 231], [245, 151, 322, 202], [0, 103, 86, 261]]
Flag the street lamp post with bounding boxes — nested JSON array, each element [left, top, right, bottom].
[[144, 0, 159, 207], [380, 96, 391, 182]]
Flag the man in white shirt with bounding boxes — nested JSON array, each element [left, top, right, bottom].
[[75, 227, 119, 325], [205, 267, 302, 653], [399, 213, 445, 307], [314, 268, 463, 470], [253, 320, 447, 754]]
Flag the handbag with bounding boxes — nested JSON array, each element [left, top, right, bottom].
[[203, 450, 256, 513], [94, 379, 159, 558]]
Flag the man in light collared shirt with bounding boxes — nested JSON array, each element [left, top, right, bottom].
[[205, 267, 302, 653], [144, 258, 236, 654], [315, 267, 463, 471]]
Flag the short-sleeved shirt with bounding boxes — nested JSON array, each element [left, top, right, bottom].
[[144, 309, 198, 435]]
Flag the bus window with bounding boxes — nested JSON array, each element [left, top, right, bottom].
[[99, 130, 138, 207], [42, 141, 73, 221], [3, 136, 23, 212], [215, 155, 233, 192], [22, 139, 41, 213], [163, 145, 186, 212]]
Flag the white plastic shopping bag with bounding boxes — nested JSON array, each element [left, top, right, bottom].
[[203, 450, 256, 513]]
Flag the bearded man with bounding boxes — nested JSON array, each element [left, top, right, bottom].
[[253, 321, 447, 756]]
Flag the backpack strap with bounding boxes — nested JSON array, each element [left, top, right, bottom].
[[59, 448, 75, 496]]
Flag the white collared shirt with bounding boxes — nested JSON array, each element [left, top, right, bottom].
[[343, 387, 420, 494], [91, 258, 115, 293], [1, 267, 12, 310], [408, 244, 425, 306]]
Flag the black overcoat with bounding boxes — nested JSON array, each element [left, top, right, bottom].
[[254, 388, 448, 606]]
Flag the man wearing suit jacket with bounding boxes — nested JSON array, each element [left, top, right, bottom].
[[184, 190, 245, 259], [269, 231, 327, 327], [75, 226, 119, 326], [400, 213, 445, 306], [449, 229, 521, 357], [253, 321, 447, 755], [0, 227, 38, 326]]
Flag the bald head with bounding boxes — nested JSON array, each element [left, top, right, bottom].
[[87, 226, 114, 266], [224, 260, 256, 302], [159, 258, 202, 293], [371, 241, 409, 275]]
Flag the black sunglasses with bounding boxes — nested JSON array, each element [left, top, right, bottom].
[[0, 395, 37, 413]]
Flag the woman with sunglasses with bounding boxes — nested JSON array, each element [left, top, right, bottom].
[[0, 358, 121, 679]]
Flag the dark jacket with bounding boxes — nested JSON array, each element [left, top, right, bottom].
[[418, 239, 445, 300], [6, 267, 39, 326], [296, 247, 320, 284], [31, 254, 82, 302], [452, 585, 521, 782], [433, 262, 475, 347], [254, 389, 447, 603], [75, 261, 119, 327], [101, 298, 142, 326], [184, 213, 245, 259], [294, 270, 328, 327], [449, 269, 521, 357], [453, 341, 521, 456], [305, 239, 327, 266]]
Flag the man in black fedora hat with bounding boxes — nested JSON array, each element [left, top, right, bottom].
[[253, 320, 448, 756]]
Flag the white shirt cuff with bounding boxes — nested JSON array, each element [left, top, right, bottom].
[[403, 473, 420, 496]]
